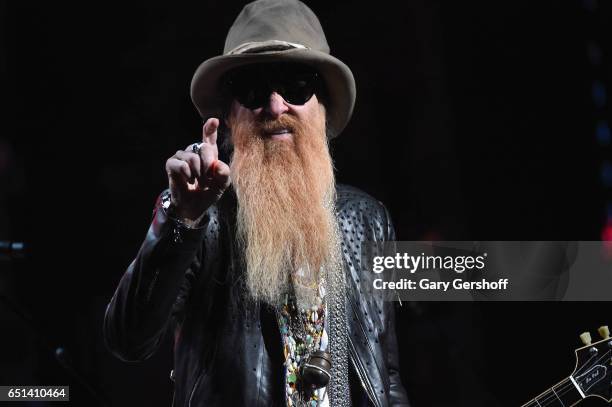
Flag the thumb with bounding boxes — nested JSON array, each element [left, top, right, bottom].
[[209, 159, 231, 192]]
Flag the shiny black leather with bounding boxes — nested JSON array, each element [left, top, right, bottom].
[[104, 184, 410, 406]]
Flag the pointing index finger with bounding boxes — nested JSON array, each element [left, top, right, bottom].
[[202, 118, 219, 145]]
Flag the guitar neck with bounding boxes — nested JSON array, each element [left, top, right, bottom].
[[522, 377, 583, 407]]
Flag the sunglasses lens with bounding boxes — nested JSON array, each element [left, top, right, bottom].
[[227, 64, 320, 109], [236, 85, 270, 110], [279, 73, 318, 105], [229, 71, 269, 109]]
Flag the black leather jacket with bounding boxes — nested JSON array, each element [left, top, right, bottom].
[[104, 184, 410, 406]]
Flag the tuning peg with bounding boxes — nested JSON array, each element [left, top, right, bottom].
[[598, 326, 610, 339], [580, 332, 592, 346]]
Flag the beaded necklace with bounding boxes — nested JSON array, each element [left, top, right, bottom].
[[277, 291, 326, 407]]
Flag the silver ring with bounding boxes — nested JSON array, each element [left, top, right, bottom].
[[191, 143, 202, 155]]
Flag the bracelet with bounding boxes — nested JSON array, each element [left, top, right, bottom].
[[160, 191, 205, 243]]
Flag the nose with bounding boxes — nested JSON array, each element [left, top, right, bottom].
[[263, 92, 289, 118]]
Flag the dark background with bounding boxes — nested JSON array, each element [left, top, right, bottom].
[[1, 0, 611, 406]]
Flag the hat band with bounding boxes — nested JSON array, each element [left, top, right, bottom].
[[226, 40, 310, 55]]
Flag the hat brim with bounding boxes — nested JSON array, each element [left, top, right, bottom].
[[190, 48, 356, 138]]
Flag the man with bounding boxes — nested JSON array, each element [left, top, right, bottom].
[[104, 0, 410, 406]]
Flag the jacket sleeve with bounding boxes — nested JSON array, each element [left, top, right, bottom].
[[383, 302, 411, 406], [381, 204, 411, 406], [103, 193, 207, 362]]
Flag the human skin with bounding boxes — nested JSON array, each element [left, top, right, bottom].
[[164, 91, 323, 221]]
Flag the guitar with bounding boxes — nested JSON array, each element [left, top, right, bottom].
[[523, 326, 612, 406]]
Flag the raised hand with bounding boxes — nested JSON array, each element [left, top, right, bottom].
[[165, 118, 231, 222]]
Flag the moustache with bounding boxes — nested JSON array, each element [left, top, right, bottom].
[[254, 115, 300, 136]]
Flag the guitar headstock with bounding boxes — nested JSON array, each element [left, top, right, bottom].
[[571, 326, 612, 402]]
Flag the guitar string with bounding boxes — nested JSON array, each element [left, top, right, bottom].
[[524, 345, 612, 406], [575, 348, 611, 376], [525, 378, 573, 407], [528, 374, 600, 407], [524, 381, 569, 407], [542, 378, 590, 407], [527, 374, 610, 407], [574, 351, 599, 376], [532, 346, 612, 406], [526, 385, 572, 407]]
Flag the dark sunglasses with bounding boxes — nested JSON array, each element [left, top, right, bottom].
[[224, 63, 322, 110]]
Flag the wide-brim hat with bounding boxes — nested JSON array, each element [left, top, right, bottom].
[[190, 0, 356, 138]]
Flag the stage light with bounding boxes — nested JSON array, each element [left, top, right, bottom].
[[596, 120, 611, 146], [600, 161, 612, 188], [592, 80, 607, 109], [602, 224, 612, 241]]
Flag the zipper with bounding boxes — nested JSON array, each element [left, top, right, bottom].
[[188, 368, 206, 407], [349, 336, 381, 407], [170, 369, 176, 407]]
